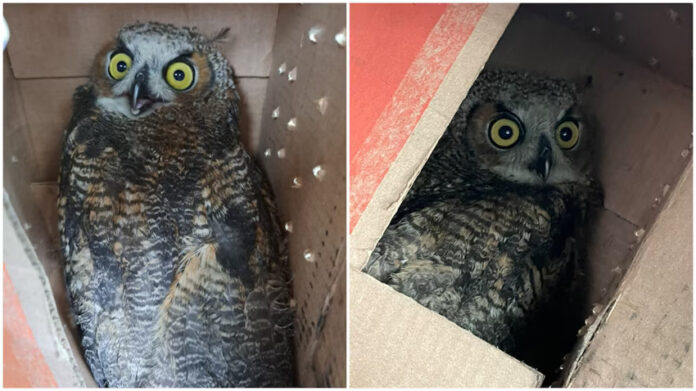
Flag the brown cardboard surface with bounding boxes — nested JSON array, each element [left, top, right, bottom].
[[15, 77, 87, 183], [584, 208, 640, 306], [5, 4, 278, 78], [350, 272, 543, 387], [529, 4, 693, 88], [237, 78, 269, 154], [569, 164, 693, 387], [3, 53, 52, 268], [311, 246, 346, 387], [257, 4, 346, 386], [15, 77, 267, 183]]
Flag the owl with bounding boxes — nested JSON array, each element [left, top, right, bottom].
[[57, 22, 294, 387], [363, 69, 602, 382]]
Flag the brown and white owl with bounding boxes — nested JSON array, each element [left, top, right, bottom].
[[364, 69, 602, 382], [57, 22, 294, 387]]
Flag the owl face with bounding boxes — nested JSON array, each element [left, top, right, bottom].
[[462, 71, 593, 187], [91, 23, 229, 118]]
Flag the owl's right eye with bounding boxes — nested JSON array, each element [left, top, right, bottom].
[[489, 116, 522, 149], [108, 52, 132, 80], [165, 61, 195, 91]]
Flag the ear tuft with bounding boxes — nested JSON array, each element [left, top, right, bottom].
[[211, 27, 231, 44], [573, 74, 593, 93]]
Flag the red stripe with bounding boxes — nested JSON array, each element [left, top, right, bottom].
[[3, 264, 58, 387], [350, 4, 488, 231], [350, 3, 448, 162]]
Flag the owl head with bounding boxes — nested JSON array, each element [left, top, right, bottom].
[[450, 70, 595, 187], [89, 22, 237, 118]]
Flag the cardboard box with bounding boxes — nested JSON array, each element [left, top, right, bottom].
[[257, 5, 346, 387], [350, 3, 692, 387], [3, 4, 345, 387]]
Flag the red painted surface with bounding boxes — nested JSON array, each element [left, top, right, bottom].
[[350, 4, 488, 231], [3, 264, 57, 387], [350, 3, 447, 162]]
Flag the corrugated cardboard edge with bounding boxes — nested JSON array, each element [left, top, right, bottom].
[[566, 162, 693, 387], [560, 291, 620, 386], [349, 3, 517, 269], [349, 4, 544, 387], [3, 195, 90, 387], [350, 273, 543, 387]]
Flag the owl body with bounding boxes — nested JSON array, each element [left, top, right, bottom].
[[364, 70, 601, 379], [58, 23, 293, 387]]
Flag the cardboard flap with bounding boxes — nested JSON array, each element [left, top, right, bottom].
[[568, 164, 693, 387], [350, 272, 544, 388]]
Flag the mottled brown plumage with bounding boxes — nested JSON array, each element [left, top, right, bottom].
[[364, 70, 602, 381], [58, 22, 293, 387]]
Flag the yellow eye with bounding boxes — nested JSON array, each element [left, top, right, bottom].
[[108, 52, 132, 80], [489, 117, 522, 148], [556, 120, 580, 149], [165, 62, 195, 91]]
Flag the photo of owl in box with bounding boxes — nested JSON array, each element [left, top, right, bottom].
[[57, 22, 294, 387], [364, 69, 603, 381]]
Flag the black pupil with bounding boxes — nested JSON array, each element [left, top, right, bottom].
[[560, 127, 573, 142], [116, 61, 127, 72], [173, 70, 185, 81], [498, 125, 514, 140]]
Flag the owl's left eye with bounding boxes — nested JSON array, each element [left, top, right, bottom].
[[489, 116, 523, 149], [556, 120, 580, 149], [165, 61, 196, 91]]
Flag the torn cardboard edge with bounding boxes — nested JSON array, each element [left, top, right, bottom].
[[349, 4, 545, 387], [561, 292, 620, 386], [3, 194, 90, 387], [565, 162, 693, 387], [297, 243, 347, 387]]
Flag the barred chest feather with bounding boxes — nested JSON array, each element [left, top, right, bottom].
[[59, 107, 291, 387], [365, 185, 586, 369]]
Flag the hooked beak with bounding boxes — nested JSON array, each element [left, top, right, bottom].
[[535, 136, 553, 182], [130, 68, 148, 116]]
